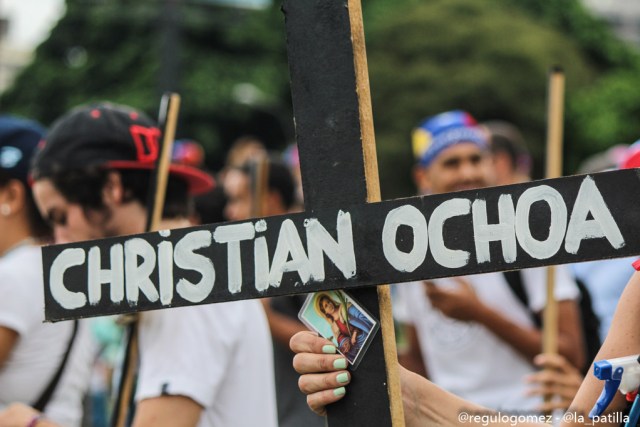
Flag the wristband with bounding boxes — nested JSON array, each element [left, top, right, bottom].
[[27, 414, 44, 427]]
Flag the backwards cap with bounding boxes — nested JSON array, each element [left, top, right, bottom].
[[0, 115, 45, 185], [412, 110, 488, 167], [31, 102, 214, 195]]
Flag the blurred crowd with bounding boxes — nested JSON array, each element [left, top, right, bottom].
[[0, 102, 638, 427]]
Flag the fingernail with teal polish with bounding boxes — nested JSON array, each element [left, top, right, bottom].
[[322, 345, 336, 354], [337, 373, 349, 384], [333, 358, 347, 370], [334, 387, 346, 397]]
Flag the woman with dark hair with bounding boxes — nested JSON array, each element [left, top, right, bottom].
[[0, 116, 94, 427]]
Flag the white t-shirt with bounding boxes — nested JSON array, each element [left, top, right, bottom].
[[136, 300, 278, 427], [0, 244, 95, 427], [394, 267, 579, 411]]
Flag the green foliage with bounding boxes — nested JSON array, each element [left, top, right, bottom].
[[498, 0, 640, 173], [3, 0, 640, 196], [365, 0, 596, 196], [2, 1, 160, 123], [506, 0, 640, 70], [570, 70, 640, 154], [1, 0, 290, 171]]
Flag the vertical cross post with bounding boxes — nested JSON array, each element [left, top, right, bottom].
[[283, 0, 404, 425]]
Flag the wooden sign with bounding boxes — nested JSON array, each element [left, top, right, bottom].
[[43, 169, 640, 321]]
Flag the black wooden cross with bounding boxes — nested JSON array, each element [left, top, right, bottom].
[[282, 0, 402, 424], [40, 1, 640, 427]]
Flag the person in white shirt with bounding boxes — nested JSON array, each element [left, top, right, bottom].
[[0, 115, 94, 427], [0, 103, 277, 427]]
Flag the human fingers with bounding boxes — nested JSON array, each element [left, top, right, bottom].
[[289, 331, 351, 417], [293, 352, 349, 375], [533, 353, 581, 376], [306, 386, 348, 416], [0, 403, 40, 427], [525, 369, 580, 388], [290, 330, 335, 355], [299, 371, 351, 394], [291, 330, 348, 374]]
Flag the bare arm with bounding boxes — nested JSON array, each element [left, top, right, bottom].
[[560, 271, 640, 426], [494, 272, 640, 425], [291, 331, 545, 427], [261, 299, 308, 346], [0, 326, 18, 368], [396, 324, 427, 378], [418, 273, 640, 426], [132, 395, 203, 427], [290, 272, 640, 426], [525, 353, 583, 412], [475, 299, 585, 368], [0, 403, 63, 427], [426, 279, 584, 368]]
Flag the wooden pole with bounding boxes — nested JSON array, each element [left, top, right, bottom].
[[112, 326, 138, 427], [543, 67, 565, 408], [148, 94, 181, 231], [112, 93, 181, 427], [250, 155, 270, 219], [348, 0, 404, 424]]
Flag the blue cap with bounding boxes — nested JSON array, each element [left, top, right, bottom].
[[412, 110, 488, 167], [0, 115, 45, 185]]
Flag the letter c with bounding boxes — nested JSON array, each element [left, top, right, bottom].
[[50, 248, 87, 310]]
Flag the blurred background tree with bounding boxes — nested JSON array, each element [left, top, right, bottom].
[[1, 0, 639, 198], [365, 0, 596, 196], [0, 0, 292, 172]]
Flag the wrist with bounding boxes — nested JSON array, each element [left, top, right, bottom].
[[472, 302, 492, 323]]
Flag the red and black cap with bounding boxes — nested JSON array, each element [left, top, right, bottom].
[[31, 102, 214, 195]]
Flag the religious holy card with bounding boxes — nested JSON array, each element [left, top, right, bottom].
[[299, 290, 380, 369]]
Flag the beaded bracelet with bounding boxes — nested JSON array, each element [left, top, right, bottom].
[[26, 414, 44, 427]]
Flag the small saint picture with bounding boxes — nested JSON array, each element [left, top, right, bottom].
[[299, 290, 379, 369]]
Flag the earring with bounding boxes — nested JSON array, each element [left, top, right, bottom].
[[0, 204, 10, 216]]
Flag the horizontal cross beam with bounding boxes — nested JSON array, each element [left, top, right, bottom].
[[43, 169, 640, 322]]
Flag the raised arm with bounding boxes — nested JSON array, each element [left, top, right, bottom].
[[0, 326, 18, 368], [290, 331, 545, 427], [291, 267, 640, 427], [425, 277, 584, 368], [562, 271, 640, 425]]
